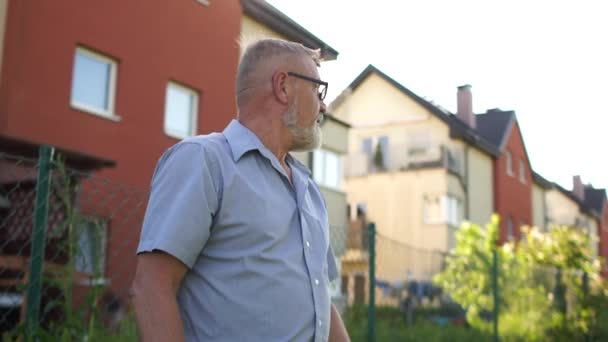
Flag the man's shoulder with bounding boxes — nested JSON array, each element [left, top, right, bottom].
[[176, 133, 230, 159]]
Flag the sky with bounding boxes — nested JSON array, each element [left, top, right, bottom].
[[267, 0, 608, 192]]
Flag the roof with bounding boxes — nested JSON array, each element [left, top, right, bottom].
[[339, 64, 499, 156], [532, 171, 553, 189], [476, 109, 515, 149], [584, 186, 606, 213], [553, 182, 601, 219], [322, 113, 351, 129], [0, 135, 115, 171], [241, 0, 338, 61]]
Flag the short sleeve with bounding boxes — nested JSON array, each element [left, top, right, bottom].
[[326, 243, 339, 282], [137, 142, 219, 268]]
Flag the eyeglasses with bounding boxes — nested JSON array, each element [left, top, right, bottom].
[[287, 72, 328, 101]]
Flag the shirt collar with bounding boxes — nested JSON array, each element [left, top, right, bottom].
[[223, 119, 312, 177], [223, 120, 265, 162]]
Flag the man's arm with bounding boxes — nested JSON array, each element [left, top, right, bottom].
[[130, 251, 188, 342], [329, 303, 350, 342]]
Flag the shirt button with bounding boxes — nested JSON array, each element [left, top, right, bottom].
[[318, 320, 322, 327], [306, 241, 311, 248], [315, 278, 319, 285]]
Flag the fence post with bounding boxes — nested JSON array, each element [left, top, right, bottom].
[[492, 248, 499, 342], [25, 145, 54, 338], [367, 222, 376, 342]]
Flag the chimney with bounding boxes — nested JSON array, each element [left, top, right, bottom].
[[572, 175, 585, 201], [457, 84, 476, 129]]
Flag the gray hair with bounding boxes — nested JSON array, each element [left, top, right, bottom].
[[236, 38, 321, 107]]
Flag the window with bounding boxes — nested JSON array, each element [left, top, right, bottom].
[[164, 82, 199, 139], [423, 195, 461, 226], [506, 216, 514, 241], [313, 149, 342, 189], [75, 219, 107, 275], [361, 138, 373, 155], [519, 160, 526, 183], [505, 151, 513, 176], [423, 195, 443, 224], [407, 131, 432, 156], [374, 136, 389, 170], [71, 47, 118, 119], [444, 195, 461, 226]]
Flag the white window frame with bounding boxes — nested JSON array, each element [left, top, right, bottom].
[[164, 81, 199, 139], [312, 148, 342, 189], [74, 218, 108, 281], [519, 159, 526, 183], [70, 47, 119, 121], [505, 151, 513, 176], [423, 194, 461, 226], [444, 195, 461, 227]]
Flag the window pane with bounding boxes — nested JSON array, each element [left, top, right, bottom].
[[378, 136, 389, 169], [313, 150, 324, 184], [165, 84, 196, 137], [72, 51, 111, 111], [506, 151, 513, 175], [325, 151, 339, 188], [361, 138, 373, 154], [75, 221, 106, 274]]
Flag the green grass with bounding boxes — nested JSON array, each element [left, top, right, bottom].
[[344, 305, 491, 342]]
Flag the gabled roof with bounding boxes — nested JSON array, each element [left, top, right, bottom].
[[532, 171, 553, 189], [339, 64, 499, 156], [554, 182, 601, 219], [476, 109, 536, 175], [322, 113, 351, 129], [584, 186, 606, 213], [241, 0, 338, 61], [476, 109, 515, 150]]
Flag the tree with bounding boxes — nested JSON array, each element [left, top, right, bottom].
[[434, 215, 607, 340]]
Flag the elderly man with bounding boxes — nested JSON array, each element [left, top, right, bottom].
[[131, 38, 350, 342]]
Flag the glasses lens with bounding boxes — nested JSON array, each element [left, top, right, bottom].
[[319, 84, 327, 101]]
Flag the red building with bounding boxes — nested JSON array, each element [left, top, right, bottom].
[[0, 0, 338, 328], [476, 110, 533, 243]]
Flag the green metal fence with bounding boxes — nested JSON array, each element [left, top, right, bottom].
[[341, 220, 606, 342], [1, 147, 146, 340], [2, 147, 605, 341]]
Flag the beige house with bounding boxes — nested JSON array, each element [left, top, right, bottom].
[[533, 172, 600, 257], [532, 172, 552, 231], [545, 177, 600, 257], [331, 65, 498, 287], [240, 0, 338, 60], [239, 0, 350, 303]]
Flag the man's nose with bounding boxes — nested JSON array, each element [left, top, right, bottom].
[[320, 100, 327, 113]]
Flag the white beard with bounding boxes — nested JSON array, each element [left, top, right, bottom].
[[283, 100, 322, 151]]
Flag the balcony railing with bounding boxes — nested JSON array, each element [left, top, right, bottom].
[[346, 144, 464, 177], [346, 217, 369, 251]]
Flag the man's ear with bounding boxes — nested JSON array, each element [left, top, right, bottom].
[[272, 71, 290, 105]]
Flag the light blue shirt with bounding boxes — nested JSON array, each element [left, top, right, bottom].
[[137, 120, 338, 342]]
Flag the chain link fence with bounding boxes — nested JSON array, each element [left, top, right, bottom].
[[4, 148, 605, 341], [1, 149, 145, 340]]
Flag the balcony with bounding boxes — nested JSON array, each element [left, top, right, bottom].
[[346, 144, 464, 177]]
